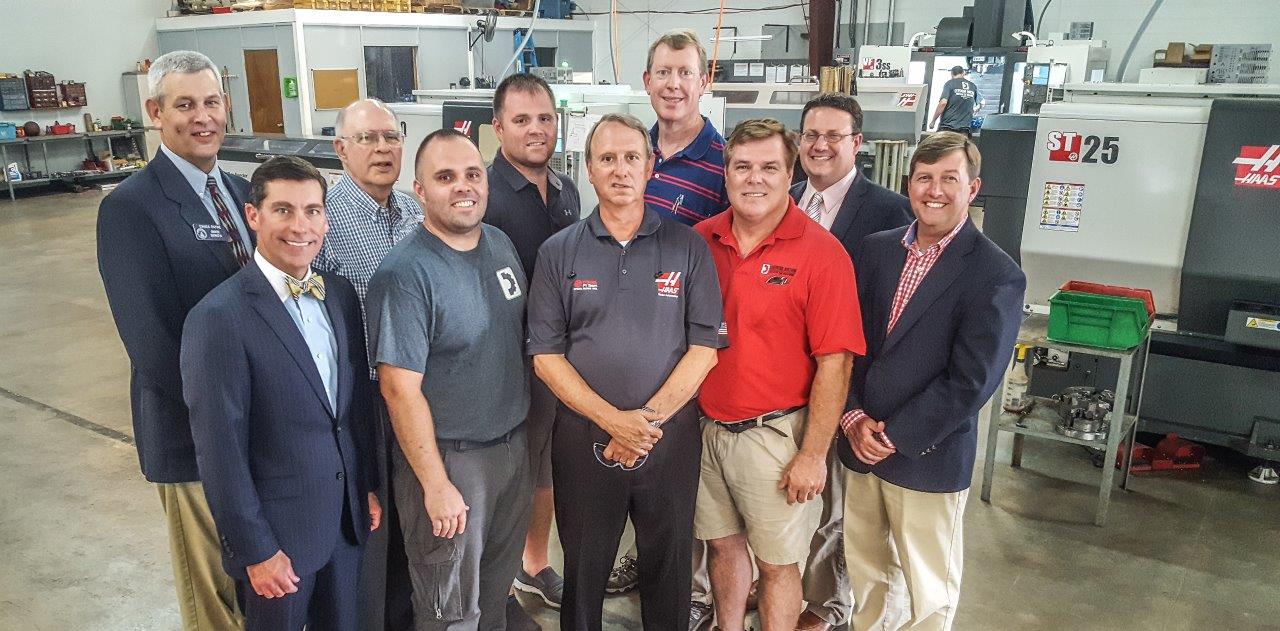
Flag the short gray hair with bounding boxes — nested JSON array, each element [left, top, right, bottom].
[[585, 113, 653, 162], [148, 51, 221, 106], [335, 98, 399, 137]]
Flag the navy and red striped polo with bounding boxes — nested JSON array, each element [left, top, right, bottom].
[[645, 117, 730, 226]]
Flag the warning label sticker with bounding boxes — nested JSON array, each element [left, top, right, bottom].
[[1039, 181, 1085, 232], [1245, 317, 1280, 332]]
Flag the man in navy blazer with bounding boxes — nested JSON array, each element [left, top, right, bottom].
[[97, 51, 255, 630], [790, 93, 913, 631], [182, 156, 381, 631], [837, 132, 1025, 631]]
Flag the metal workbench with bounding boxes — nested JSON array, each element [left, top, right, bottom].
[[980, 312, 1151, 526], [2, 129, 147, 201]]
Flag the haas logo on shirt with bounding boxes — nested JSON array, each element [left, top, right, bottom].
[[655, 271, 682, 298]]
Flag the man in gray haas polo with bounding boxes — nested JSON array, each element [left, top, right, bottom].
[[366, 128, 531, 630], [527, 113, 723, 631]]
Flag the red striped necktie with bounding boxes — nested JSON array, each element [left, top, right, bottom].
[[206, 176, 250, 267]]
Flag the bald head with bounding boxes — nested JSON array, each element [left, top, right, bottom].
[[333, 98, 403, 205], [335, 98, 398, 137]]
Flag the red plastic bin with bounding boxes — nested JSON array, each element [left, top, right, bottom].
[[1058, 280, 1155, 319]]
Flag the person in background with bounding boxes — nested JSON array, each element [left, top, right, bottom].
[[928, 66, 985, 136]]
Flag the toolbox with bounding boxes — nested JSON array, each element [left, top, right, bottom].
[[46, 122, 76, 135], [24, 71, 59, 109], [58, 82, 88, 107], [0, 76, 29, 110]]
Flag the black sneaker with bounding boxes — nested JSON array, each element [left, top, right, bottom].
[[606, 555, 638, 594], [506, 594, 542, 631], [514, 566, 564, 609], [689, 600, 714, 630]]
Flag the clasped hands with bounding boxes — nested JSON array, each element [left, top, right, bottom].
[[600, 407, 665, 467]]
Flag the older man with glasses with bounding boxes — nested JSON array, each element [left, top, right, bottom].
[[526, 113, 724, 630], [314, 97, 424, 631]]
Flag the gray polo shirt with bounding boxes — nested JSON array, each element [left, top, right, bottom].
[[366, 224, 530, 442], [526, 208, 725, 412]]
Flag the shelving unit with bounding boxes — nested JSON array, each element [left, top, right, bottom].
[[1, 129, 147, 201], [979, 313, 1152, 527]]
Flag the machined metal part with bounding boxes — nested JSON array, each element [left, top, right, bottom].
[[1052, 386, 1114, 440]]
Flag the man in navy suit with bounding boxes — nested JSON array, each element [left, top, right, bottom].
[[97, 50, 254, 630], [182, 156, 381, 631], [837, 132, 1025, 631], [791, 92, 913, 631]]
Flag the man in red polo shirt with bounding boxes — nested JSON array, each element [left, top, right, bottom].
[[693, 119, 864, 631]]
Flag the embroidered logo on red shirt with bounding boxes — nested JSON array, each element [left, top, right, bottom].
[[759, 263, 797, 276], [655, 271, 682, 298]]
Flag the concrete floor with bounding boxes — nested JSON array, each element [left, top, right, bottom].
[[1, 189, 1277, 631]]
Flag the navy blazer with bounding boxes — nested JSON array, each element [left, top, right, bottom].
[[789, 174, 913, 258], [837, 220, 1025, 493], [97, 150, 254, 483], [180, 264, 376, 578]]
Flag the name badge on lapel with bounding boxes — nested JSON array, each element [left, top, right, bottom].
[[192, 223, 230, 242]]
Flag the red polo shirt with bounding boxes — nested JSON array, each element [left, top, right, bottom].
[[695, 202, 865, 420]]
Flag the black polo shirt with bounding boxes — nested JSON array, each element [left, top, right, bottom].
[[526, 209, 725, 411], [485, 151, 582, 279]]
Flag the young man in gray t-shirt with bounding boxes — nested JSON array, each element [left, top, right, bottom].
[[365, 129, 532, 630]]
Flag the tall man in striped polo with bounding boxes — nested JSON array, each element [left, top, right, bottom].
[[643, 28, 729, 225]]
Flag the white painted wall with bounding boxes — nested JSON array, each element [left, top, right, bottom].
[[0, 0, 171, 129], [576, 0, 811, 86], [576, 0, 1280, 84]]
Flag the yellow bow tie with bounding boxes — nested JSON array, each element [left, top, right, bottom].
[[285, 274, 325, 301]]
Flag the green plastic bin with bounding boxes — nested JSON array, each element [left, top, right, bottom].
[[1047, 291, 1152, 350]]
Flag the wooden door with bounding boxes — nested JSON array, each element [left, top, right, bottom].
[[244, 49, 285, 135]]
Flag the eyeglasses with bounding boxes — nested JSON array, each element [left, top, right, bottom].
[[343, 130, 405, 146], [800, 131, 859, 145], [592, 442, 648, 471]]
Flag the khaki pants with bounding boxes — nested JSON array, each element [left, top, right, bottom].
[[157, 482, 244, 631], [842, 472, 967, 631]]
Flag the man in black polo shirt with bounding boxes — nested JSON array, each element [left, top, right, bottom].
[[484, 73, 581, 618], [527, 113, 724, 630], [929, 66, 985, 137]]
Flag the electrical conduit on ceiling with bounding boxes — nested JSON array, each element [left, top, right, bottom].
[[501, 0, 543, 78]]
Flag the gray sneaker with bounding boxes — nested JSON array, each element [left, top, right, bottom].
[[514, 566, 564, 609], [606, 555, 638, 594], [689, 600, 714, 630]]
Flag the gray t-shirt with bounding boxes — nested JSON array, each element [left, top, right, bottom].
[[366, 223, 530, 441], [939, 77, 981, 130]]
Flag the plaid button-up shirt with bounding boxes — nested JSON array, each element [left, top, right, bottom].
[[314, 174, 423, 307], [841, 217, 968, 439]]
